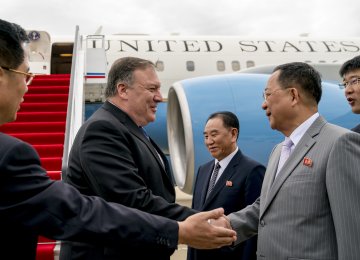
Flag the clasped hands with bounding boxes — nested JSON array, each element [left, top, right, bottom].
[[178, 208, 236, 249]]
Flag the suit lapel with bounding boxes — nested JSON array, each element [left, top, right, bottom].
[[102, 101, 171, 180], [199, 162, 215, 206], [260, 116, 326, 218], [261, 144, 281, 211]]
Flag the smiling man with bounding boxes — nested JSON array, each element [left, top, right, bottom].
[[188, 111, 265, 260], [0, 19, 237, 260], [61, 57, 200, 260], [339, 55, 360, 133]]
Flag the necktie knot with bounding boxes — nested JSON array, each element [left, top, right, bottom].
[[283, 137, 293, 149]]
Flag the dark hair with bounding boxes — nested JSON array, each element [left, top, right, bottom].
[[105, 57, 155, 98], [0, 19, 29, 69], [339, 55, 360, 77], [207, 111, 239, 140], [273, 62, 322, 104]]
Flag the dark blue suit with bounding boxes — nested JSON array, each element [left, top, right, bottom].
[[61, 101, 196, 259], [0, 133, 179, 260], [187, 149, 265, 260], [352, 124, 360, 133]]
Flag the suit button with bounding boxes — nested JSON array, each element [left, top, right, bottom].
[[260, 220, 265, 226]]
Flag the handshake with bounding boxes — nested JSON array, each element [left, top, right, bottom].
[[178, 208, 236, 249]]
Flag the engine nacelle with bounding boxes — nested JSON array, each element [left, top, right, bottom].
[[167, 73, 357, 194]]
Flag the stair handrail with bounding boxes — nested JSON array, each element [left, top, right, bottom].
[[61, 26, 85, 179]]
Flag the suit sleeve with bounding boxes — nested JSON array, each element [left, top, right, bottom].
[[326, 132, 360, 259], [241, 164, 265, 258], [228, 197, 260, 246], [73, 119, 196, 220], [0, 139, 179, 249]]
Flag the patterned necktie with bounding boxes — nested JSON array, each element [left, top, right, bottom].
[[275, 137, 293, 178], [206, 162, 221, 199]]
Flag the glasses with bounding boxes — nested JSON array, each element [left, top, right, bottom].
[[0, 66, 35, 85], [262, 88, 284, 101], [339, 77, 360, 89]]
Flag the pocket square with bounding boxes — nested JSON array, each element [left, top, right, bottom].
[[303, 157, 313, 167], [226, 180, 233, 187]]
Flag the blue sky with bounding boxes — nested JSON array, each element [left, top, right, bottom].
[[2, 0, 360, 37]]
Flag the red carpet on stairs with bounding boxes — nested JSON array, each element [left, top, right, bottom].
[[0, 73, 70, 260]]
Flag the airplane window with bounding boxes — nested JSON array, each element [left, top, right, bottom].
[[187, 61, 195, 72], [155, 60, 164, 71], [217, 61, 225, 71], [319, 60, 326, 63], [232, 61, 240, 71], [246, 60, 255, 68]]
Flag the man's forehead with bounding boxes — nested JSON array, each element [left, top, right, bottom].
[[343, 69, 360, 80]]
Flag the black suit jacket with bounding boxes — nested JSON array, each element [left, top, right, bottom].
[[352, 124, 360, 133], [187, 150, 265, 260], [62, 101, 196, 260], [0, 132, 179, 260]]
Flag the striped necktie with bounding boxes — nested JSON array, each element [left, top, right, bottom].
[[206, 162, 221, 199]]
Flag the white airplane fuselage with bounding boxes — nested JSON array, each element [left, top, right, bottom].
[[27, 31, 360, 98]]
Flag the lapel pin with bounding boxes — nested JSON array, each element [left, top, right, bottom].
[[303, 157, 313, 167], [226, 180, 233, 187]]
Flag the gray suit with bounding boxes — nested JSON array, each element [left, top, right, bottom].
[[229, 116, 360, 260]]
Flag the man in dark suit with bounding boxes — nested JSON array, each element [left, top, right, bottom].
[[339, 55, 360, 133], [187, 111, 265, 260], [0, 19, 237, 260], [61, 57, 214, 259]]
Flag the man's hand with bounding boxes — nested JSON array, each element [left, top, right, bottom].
[[208, 214, 232, 229], [178, 208, 236, 249]]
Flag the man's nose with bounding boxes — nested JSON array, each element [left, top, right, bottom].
[[261, 100, 267, 110], [345, 85, 354, 95], [154, 90, 163, 102]]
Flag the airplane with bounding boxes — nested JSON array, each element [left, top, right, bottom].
[[19, 27, 360, 260], [27, 29, 360, 98], [25, 28, 360, 191]]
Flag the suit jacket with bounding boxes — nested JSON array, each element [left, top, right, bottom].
[[229, 116, 360, 260], [0, 133, 179, 260], [187, 150, 265, 260], [61, 101, 196, 260], [352, 123, 360, 133]]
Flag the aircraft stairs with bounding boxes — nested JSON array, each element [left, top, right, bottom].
[[0, 73, 70, 260]]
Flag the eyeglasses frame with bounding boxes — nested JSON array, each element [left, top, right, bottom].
[[339, 77, 360, 89], [0, 66, 35, 85]]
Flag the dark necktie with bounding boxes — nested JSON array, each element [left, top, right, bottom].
[[139, 126, 150, 140], [139, 126, 165, 168], [206, 162, 221, 199]]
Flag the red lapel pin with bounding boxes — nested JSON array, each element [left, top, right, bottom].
[[303, 157, 313, 167], [226, 180, 233, 187]]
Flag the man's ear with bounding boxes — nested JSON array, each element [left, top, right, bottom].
[[290, 87, 300, 105], [231, 128, 238, 141], [117, 83, 128, 98]]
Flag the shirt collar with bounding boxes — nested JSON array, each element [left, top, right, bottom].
[[289, 112, 319, 147], [215, 146, 239, 170]]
